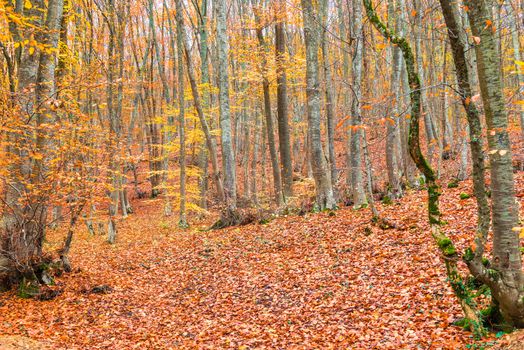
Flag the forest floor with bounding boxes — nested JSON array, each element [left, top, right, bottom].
[[1, 173, 523, 349]]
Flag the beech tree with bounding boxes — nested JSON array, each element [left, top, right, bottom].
[[301, 0, 336, 210], [1, 0, 65, 291]]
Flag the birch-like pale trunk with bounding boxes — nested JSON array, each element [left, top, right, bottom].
[[464, 0, 524, 327], [175, 0, 188, 228], [216, 0, 237, 211], [320, 0, 337, 189], [301, 0, 336, 210], [349, 0, 367, 208], [386, 0, 402, 198]]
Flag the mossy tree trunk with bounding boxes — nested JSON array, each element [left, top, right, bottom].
[[364, 0, 487, 337], [463, 0, 524, 328], [439, 0, 494, 313]]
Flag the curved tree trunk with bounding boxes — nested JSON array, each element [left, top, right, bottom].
[[464, 0, 524, 328], [364, 0, 486, 337]]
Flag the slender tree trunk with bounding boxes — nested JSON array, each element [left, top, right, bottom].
[[275, 1, 293, 198], [253, 3, 283, 206], [216, 0, 237, 212], [320, 0, 337, 190], [349, 0, 367, 208], [178, 6, 225, 203], [413, 0, 438, 165], [175, 0, 188, 228], [439, 0, 491, 313], [301, 0, 336, 210], [365, 0, 486, 336], [386, 0, 402, 198]]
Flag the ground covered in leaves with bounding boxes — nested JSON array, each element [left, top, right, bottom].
[[1, 174, 523, 349]]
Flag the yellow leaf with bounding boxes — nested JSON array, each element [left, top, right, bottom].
[[515, 60, 524, 67], [28, 46, 35, 55], [24, 0, 32, 9], [513, 227, 524, 238], [31, 152, 44, 160]]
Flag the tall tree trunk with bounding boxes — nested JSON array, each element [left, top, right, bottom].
[[275, 1, 293, 198], [320, 0, 337, 190], [253, 2, 283, 206], [439, 1, 492, 330], [1, 0, 64, 291], [301, 0, 336, 210], [386, 0, 402, 198], [178, 3, 225, 203], [365, 0, 486, 337], [175, 0, 188, 228], [413, 0, 438, 165], [464, 0, 524, 327], [349, 0, 367, 208], [197, 0, 211, 207], [216, 0, 237, 212]]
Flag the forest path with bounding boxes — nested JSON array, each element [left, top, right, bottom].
[[1, 174, 523, 349]]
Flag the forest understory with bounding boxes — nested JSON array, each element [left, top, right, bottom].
[[1, 172, 523, 350]]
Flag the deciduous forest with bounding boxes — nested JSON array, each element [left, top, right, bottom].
[[0, 0, 524, 348]]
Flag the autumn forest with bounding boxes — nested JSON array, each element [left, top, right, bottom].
[[1, 0, 524, 348]]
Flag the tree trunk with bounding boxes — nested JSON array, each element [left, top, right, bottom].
[[386, 0, 402, 198], [413, 0, 438, 165], [365, 0, 486, 337], [349, 0, 367, 208], [216, 0, 237, 211], [1, 0, 64, 291], [275, 1, 293, 198], [301, 0, 336, 210], [464, 0, 524, 327], [320, 0, 337, 190], [179, 4, 225, 203], [253, 3, 284, 206], [175, 0, 188, 228]]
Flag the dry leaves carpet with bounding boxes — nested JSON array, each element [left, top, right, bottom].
[[1, 174, 523, 349]]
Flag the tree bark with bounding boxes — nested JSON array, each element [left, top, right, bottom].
[[253, 2, 284, 206], [175, 0, 188, 228], [216, 0, 237, 211], [301, 0, 336, 210], [464, 0, 524, 327], [275, 1, 293, 198], [1, 0, 64, 290], [365, 0, 486, 336], [320, 0, 337, 190], [349, 0, 367, 208]]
